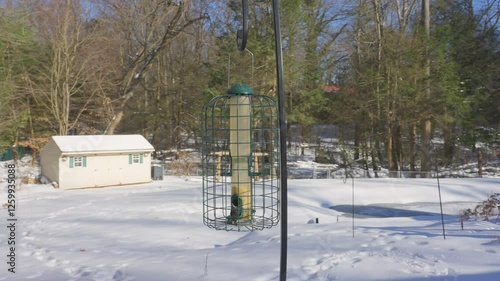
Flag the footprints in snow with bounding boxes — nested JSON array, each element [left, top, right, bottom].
[[296, 232, 462, 280], [299, 248, 451, 280], [21, 237, 134, 281]]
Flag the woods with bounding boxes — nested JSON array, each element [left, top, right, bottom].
[[1, 0, 499, 174]]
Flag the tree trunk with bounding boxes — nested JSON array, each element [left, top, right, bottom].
[[354, 123, 361, 161], [443, 123, 455, 166], [364, 140, 371, 178], [420, 119, 432, 177], [394, 123, 403, 172], [478, 149, 483, 178], [387, 122, 394, 174], [151, 59, 163, 151], [409, 122, 417, 175], [370, 123, 379, 178], [372, 0, 385, 170], [105, 90, 133, 135], [420, 0, 432, 177]]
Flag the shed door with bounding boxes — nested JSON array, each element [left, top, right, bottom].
[[94, 156, 122, 187]]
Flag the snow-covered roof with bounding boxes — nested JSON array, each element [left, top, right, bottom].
[[51, 135, 154, 153]]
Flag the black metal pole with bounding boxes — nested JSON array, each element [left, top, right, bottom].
[[236, 0, 248, 52], [352, 176, 355, 238], [435, 160, 446, 240], [271, 0, 287, 280]]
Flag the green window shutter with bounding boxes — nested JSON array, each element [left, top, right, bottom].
[[83, 156, 87, 167], [69, 157, 74, 168], [140, 154, 143, 164], [129, 154, 132, 164]]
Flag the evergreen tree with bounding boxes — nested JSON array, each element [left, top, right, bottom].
[[0, 5, 37, 154]]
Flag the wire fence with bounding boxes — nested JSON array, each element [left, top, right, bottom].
[[287, 166, 483, 179], [158, 161, 491, 179]]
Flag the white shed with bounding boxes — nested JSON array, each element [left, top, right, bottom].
[[40, 135, 155, 189]]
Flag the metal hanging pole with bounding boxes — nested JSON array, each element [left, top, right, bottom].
[[435, 159, 446, 240], [271, 0, 288, 280], [237, 0, 248, 52], [351, 176, 355, 238]]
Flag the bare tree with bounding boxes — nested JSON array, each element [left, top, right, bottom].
[[90, 0, 208, 135], [27, 0, 105, 135]]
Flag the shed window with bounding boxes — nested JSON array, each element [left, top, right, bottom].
[[74, 157, 83, 167], [129, 154, 143, 164], [133, 154, 140, 163], [69, 156, 86, 168]]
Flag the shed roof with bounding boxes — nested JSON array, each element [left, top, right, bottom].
[[51, 135, 154, 153]]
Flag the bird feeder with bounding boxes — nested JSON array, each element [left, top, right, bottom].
[[201, 84, 280, 231]]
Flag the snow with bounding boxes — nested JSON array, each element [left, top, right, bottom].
[[1, 164, 500, 280], [50, 135, 154, 153]]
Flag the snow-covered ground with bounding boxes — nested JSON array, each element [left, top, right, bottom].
[[1, 163, 500, 280]]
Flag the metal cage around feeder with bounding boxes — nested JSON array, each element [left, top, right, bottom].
[[201, 84, 280, 231]]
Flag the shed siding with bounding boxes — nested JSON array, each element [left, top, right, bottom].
[[58, 153, 151, 189], [40, 140, 61, 183], [121, 153, 151, 184], [58, 154, 94, 189]]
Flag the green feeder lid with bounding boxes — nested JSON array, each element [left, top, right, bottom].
[[227, 84, 254, 95]]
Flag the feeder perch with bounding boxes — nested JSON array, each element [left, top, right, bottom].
[[201, 84, 280, 231]]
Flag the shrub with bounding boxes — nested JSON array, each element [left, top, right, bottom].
[[461, 193, 500, 222], [169, 152, 198, 177]]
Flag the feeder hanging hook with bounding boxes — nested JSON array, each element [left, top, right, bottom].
[[236, 0, 248, 52]]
